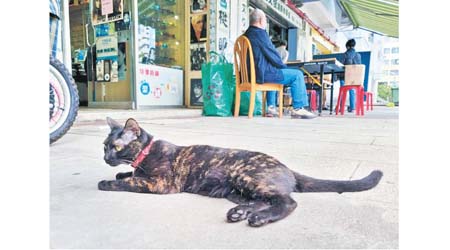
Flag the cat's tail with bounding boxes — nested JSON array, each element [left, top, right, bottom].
[[293, 170, 383, 193]]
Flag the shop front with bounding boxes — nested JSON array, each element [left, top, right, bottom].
[[68, 0, 186, 109], [69, 0, 136, 109], [67, 1, 334, 110], [68, 0, 237, 109], [248, 0, 304, 60], [134, 0, 186, 108]]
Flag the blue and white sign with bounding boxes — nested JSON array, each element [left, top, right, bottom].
[[140, 80, 151, 95], [136, 64, 183, 107]]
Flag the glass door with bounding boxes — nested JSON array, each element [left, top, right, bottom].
[[69, 1, 95, 106], [70, 0, 134, 108]]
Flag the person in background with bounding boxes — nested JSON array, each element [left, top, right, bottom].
[[244, 9, 316, 119], [340, 38, 362, 112], [276, 40, 289, 64]]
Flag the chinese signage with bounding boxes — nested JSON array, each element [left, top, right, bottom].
[[92, 0, 124, 25], [238, 0, 249, 35], [101, 0, 113, 15], [216, 0, 230, 54], [257, 0, 303, 28], [136, 64, 183, 106], [209, 0, 230, 54], [96, 35, 119, 82]]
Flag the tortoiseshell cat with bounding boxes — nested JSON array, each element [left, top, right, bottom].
[[99, 117, 383, 227]]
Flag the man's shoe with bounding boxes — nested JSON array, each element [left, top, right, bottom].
[[266, 106, 279, 117], [347, 106, 353, 113], [291, 108, 317, 119]]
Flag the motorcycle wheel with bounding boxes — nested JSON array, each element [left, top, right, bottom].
[[49, 56, 79, 144]]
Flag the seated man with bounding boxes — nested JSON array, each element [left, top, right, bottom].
[[244, 8, 316, 119]]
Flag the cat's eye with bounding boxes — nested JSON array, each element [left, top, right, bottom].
[[115, 145, 123, 151]]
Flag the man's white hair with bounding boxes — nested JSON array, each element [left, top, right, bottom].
[[249, 8, 265, 25]]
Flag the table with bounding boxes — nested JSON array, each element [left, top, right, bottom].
[[286, 58, 344, 115]]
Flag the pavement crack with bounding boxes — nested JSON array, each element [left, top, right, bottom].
[[349, 162, 362, 180]]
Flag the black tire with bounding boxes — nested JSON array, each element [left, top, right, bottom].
[[49, 56, 79, 144]]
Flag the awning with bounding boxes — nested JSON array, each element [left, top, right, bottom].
[[339, 0, 399, 37]]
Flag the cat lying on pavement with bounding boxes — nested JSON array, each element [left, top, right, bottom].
[[99, 117, 383, 227]]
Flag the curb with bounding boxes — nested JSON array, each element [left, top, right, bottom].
[[75, 108, 203, 123]]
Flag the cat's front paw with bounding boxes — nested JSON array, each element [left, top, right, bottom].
[[98, 180, 113, 191], [248, 213, 269, 227], [116, 172, 132, 180], [227, 205, 252, 222]]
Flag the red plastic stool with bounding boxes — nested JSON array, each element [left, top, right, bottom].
[[335, 86, 365, 116], [307, 90, 317, 112], [364, 92, 373, 111]]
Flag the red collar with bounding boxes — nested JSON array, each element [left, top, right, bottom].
[[131, 140, 154, 168]]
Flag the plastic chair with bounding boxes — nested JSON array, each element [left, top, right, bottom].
[[307, 89, 317, 112], [335, 65, 366, 116], [233, 36, 284, 118], [364, 91, 373, 111]]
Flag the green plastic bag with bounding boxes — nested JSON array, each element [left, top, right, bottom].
[[201, 52, 234, 116], [228, 75, 263, 116], [238, 91, 263, 116]]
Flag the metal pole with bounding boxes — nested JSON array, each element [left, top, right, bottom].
[[61, 0, 72, 70], [318, 64, 324, 116]]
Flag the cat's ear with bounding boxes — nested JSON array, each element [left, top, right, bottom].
[[124, 118, 141, 137], [106, 117, 122, 130]]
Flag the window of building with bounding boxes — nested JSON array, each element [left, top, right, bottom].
[[384, 59, 390, 65], [391, 47, 399, 53], [391, 59, 399, 65], [390, 70, 399, 76], [312, 44, 320, 55], [384, 48, 390, 54], [383, 70, 389, 75]]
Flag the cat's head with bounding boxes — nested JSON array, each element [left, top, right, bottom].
[[103, 117, 152, 167]]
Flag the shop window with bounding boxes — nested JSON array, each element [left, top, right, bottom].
[[137, 0, 185, 67]]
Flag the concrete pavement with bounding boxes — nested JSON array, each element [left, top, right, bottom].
[[50, 106, 398, 249]]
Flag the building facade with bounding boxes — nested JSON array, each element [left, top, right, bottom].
[[62, 0, 342, 110], [379, 40, 400, 88]]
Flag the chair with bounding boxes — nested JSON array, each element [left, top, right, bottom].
[[304, 73, 332, 112], [364, 91, 373, 111], [306, 89, 317, 112], [335, 64, 366, 116], [233, 35, 284, 118]]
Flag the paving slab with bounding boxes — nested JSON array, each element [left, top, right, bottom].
[[50, 106, 399, 249]]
